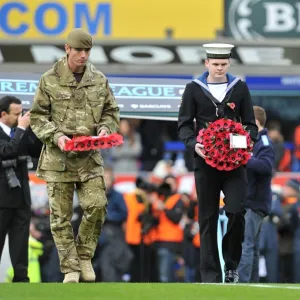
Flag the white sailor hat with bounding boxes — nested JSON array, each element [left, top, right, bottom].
[[203, 43, 234, 59]]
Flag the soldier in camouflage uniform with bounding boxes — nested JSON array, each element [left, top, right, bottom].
[[30, 28, 120, 283]]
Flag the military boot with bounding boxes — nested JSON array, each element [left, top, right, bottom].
[[63, 271, 80, 283], [80, 259, 96, 282]]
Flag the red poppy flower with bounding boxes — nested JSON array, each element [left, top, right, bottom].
[[241, 152, 252, 164], [197, 129, 205, 143], [202, 137, 211, 145], [204, 129, 214, 138], [64, 141, 74, 151], [198, 129, 205, 137], [216, 162, 227, 171], [234, 123, 243, 131], [195, 118, 252, 171], [209, 150, 220, 159], [209, 126, 216, 133], [222, 156, 230, 163], [64, 133, 124, 151], [224, 163, 235, 171], [206, 157, 218, 168], [213, 119, 226, 127], [235, 152, 243, 162], [223, 121, 230, 129], [227, 102, 236, 110], [217, 144, 225, 152], [215, 136, 223, 144], [229, 154, 238, 163], [197, 135, 203, 144], [204, 143, 214, 152], [224, 145, 231, 152], [76, 136, 88, 143], [214, 122, 222, 130], [230, 124, 238, 131]]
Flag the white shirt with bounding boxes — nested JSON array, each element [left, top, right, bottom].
[[208, 83, 228, 102], [0, 122, 25, 137], [0, 121, 12, 136]]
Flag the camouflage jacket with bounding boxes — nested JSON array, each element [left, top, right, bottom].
[[30, 56, 120, 182]]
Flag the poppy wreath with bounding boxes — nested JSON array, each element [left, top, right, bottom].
[[64, 133, 124, 151], [197, 118, 253, 171]]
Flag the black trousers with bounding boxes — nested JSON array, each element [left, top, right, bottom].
[[128, 243, 158, 282], [0, 206, 31, 282], [194, 157, 247, 283]]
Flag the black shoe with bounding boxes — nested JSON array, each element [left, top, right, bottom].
[[224, 270, 239, 283], [12, 276, 30, 283]]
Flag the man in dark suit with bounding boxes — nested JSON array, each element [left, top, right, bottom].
[[0, 95, 42, 282]]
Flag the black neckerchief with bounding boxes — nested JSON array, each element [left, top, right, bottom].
[[193, 78, 240, 118]]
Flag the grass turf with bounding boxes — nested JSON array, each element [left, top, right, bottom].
[[0, 283, 300, 300]]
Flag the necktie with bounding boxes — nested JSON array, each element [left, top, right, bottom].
[[10, 128, 15, 138]]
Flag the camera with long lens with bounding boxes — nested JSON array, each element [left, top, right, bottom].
[[135, 177, 160, 234], [1, 156, 27, 189], [135, 177, 157, 195]]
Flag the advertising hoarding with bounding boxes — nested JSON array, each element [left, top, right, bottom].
[[0, 43, 299, 67], [0, 0, 223, 40], [225, 0, 300, 40], [1, 73, 300, 121]]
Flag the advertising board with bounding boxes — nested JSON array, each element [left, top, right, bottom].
[[0, 0, 223, 40], [225, 0, 300, 39]]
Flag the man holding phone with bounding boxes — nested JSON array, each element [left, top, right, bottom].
[[0, 95, 42, 282]]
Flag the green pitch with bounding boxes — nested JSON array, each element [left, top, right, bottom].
[[0, 283, 300, 300]]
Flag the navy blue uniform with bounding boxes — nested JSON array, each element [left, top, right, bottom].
[[178, 72, 258, 283]]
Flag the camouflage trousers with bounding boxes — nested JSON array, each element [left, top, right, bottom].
[[46, 177, 107, 274]]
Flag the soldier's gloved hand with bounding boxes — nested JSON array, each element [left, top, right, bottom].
[[58, 135, 71, 152], [98, 129, 108, 138], [195, 143, 206, 158]]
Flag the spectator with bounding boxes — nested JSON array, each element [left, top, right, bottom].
[[96, 166, 131, 282], [111, 119, 142, 173], [238, 106, 275, 283], [0, 96, 42, 283], [268, 124, 285, 171]]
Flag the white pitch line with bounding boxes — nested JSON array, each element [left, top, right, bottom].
[[242, 284, 300, 290], [199, 283, 300, 290]]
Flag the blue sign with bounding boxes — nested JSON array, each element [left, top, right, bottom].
[[0, 2, 111, 36], [0, 73, 188, 115], [246, 76, 300, 90]]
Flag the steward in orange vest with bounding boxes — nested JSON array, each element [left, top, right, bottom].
[[123, 177, 159, 282], [154, 182, 185, 282]]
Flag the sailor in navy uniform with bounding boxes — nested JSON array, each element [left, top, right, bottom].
[[177, 43, 258, 283]]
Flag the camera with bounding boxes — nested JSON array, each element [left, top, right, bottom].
[[1, 156, 27, 189], [157, 182, 172, 199], [22, 108, 29, 116], [135, 177, 157, 193]]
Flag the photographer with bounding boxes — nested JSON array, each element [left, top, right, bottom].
[[124, 177, 159, 282], [154, 182, 185, 283], [0, 96, 42, 282]]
